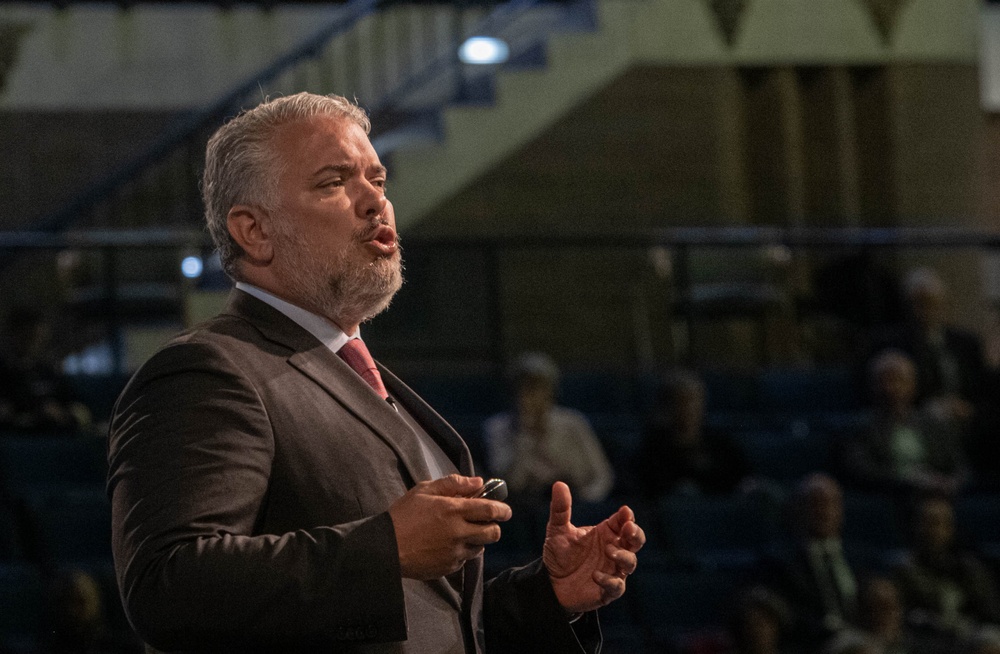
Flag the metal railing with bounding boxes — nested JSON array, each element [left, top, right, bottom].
[[3, 225, 998, 373], [20, 0, 579, 244]]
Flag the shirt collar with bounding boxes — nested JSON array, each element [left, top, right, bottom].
[[235, 281, 356, 354]]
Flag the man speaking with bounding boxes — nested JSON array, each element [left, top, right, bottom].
[[107, 92, 645, 653]]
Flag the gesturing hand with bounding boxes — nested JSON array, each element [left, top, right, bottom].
[[542, 482, 645, 614], [389, 474, 512, 581]]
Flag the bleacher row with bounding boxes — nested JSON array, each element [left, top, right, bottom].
[[1, 367, 998, 652], [0, 434, 125, 652], [411, 365, 869, 495]]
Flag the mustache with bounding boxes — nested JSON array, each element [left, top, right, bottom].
[[355, 218, 392, 241]]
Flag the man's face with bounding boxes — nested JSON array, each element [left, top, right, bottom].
[[802, 478, 843, 539], [875, 358, 916, 410], [917, 498, 954, 554], [909, 285, 945, 331], [265, 113, 402, 330]]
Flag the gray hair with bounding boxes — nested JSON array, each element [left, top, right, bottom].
[[510, 352, 560, 388], [903, 266, 946, 300], [202, 92, 371, 279]]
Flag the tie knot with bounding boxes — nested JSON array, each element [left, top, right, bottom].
[[337, 339, 389, 400]]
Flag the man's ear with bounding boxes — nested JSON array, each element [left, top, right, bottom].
[[227, 205, 274, 265]]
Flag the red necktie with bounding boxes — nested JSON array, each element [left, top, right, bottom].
[[337, 339, 389, 400]]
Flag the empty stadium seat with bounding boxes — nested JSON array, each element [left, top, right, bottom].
[[0, 436, 107, 498], [735, 429, 832, 485], [656, 493, 782, 567], [841, 490, 907, 551], [22, 488, 113, 566], [0, 561, 44, 651], [630, 567, 733, 647]]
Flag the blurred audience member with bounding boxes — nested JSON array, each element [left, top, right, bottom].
[[961, 629, 1000, 654], [681, 586, 795, 654], [44, 568, 139, 653], [868, 268, 987, 429], [730, 586, 796, 654], [820, 630, 880, 654], [637, 369, 750, 498], [766, 473, 860, 650], [482, 352, 614, 502], [894, 495, 1000, 642], [0, 305, 91, 433], [856, 576, 921, 654], [841, 349, 966, 496]]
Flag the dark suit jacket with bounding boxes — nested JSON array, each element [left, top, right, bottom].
[[869, 322, 987, 405], [764, 542, 859, 648], [107, 290, 591, 653]]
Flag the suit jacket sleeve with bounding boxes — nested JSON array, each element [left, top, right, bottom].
[[108, 339, 407, 651], [483, 559, 599, 654]]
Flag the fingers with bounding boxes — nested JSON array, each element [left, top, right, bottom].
[[606, 544, 638, 577], [620, 520, 646, 553], [592, 570, 626, 601], [416, 474, 483, 497], [604, 504, 635, 533], [463, 521, 503, 546], [547, 481, 573, 529], [462, 498, 512, 524]]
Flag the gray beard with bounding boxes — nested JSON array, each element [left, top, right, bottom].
[[275, 226, 404, 329]]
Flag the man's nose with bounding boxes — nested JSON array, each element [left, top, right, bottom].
[[356, 180, 388, 219]]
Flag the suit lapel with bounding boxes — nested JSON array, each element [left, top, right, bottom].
[[224, 290, 432, 485], [379, 366, 474, 476]]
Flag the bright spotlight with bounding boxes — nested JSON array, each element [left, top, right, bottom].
[[458, 36, 510, 65], [181, 255, 204, 279]]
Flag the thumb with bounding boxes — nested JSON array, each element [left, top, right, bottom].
[[547, 481, 573, 530], [416, 474, 482, 497]]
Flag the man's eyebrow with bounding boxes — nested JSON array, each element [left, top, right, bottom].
[[310, 164, 355, 179], [310, 163, 387, 179]]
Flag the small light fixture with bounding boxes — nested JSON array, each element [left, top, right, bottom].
[[181, 255, 204, 279], [458, 36, 510, 65]]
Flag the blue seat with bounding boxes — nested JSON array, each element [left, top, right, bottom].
[[954, 494, 1000, 549], [842, 491, 907, 550], [656, 493, 781, 567], [560, 371, 642, 416], [736, 430, 831, 484], [0, 502, 26, 562], [630, 568, 732, 644], [0, 436, 107, 498], [24, 488, 113, 566], [701, 370, 759, 414], [757, 367, 860, 414], [0, 562, 44, 650]]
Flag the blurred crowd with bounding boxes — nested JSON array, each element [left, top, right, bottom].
[[2, 264, 999, 653]]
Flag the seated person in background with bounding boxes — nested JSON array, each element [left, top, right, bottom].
[[820, 631, 880, 654], [841, 349, 967, 495], [680, 586, 795, 654], [868, 267, 988, 430], [636, 369, 750, 498], [893, 495, 1000, 643], [44, 568, 140, 654], [765, 473, 861, 650], [0, 305, 91, 433], [482, 352, 614, 502], [963, 631, 1000, 654], [855, 576, 923, 654]]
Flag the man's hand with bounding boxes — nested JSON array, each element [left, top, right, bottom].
[[542, 481, 645, 614], [389, 474, 512, 580]]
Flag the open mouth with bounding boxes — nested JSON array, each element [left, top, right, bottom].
[[363, 225, 398, 256]]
